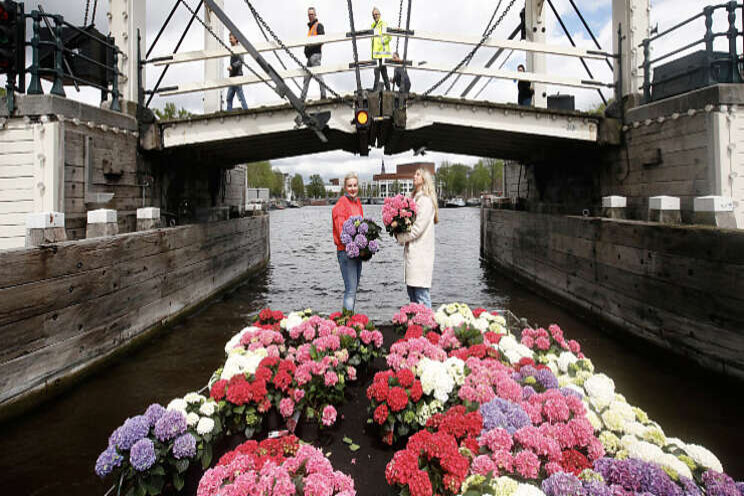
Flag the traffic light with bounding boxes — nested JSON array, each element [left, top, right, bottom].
[[354, 107, 369, 129], [0, 0, 20, 75]]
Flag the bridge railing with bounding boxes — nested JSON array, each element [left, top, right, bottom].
[[639, 1, 743, 103], [144, 27, 617, 102]]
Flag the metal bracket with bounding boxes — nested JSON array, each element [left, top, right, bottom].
[[84, 135, 115, 204]]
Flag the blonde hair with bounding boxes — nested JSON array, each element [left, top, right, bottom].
[[413, 168, 439, 224], [343, 171, 359, 194]]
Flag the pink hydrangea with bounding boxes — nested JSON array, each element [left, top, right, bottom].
[[471, 455, 497, 476], [513, 450, 540, 479], [324, 371, 339, 386], [322, 405, 337, 426], [279, 398, 295, 418]]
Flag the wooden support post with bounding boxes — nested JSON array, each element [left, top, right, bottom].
[[648, 196, 681, 224], [526, 0, 547, 108], [86, 209, 119, 238], [108, 0, 147, 104], [25, 212, 67, 247]]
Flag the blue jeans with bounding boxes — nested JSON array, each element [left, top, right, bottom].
[[226, 85, 248, 110], [337, 251, 362, 311], [300, 53, 326, 101], [518, 96, 532, 107], [407, 285, 431, 308]]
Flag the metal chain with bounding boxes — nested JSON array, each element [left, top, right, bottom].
[[91, 0, 98, 27], [179, 0, 277, 93], [243, 0, 351, 106], [421, 0, 519, 97], [443, 0, 503, 96], [395, 0, 404, 53], [83, 0, 90, 25]]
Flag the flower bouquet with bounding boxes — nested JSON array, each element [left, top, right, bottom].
[[341, 216, 381, 261], [366, 368, 428, 444], [381, 194, 418, 236]]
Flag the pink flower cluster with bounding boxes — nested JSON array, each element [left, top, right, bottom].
[[520, 324, 583, 358], [382, 194, 418, 235], [238, 328, 285, 352], [392, 304, 438, 332], [458, 357, 522, 404], [386, 337, 447, 371]]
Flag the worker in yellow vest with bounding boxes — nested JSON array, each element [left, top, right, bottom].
[[300, 6, 327, 101], [371, 7, 392, 91]]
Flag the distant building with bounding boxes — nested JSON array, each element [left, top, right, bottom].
[[372, 162, 435, 198], [325, 177, 342, 196]]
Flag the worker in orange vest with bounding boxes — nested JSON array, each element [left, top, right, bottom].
[[300, 6, 327, 101]]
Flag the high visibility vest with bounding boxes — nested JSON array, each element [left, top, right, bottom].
[[308, 21, 319, 37], [371, 19, 391, 59]]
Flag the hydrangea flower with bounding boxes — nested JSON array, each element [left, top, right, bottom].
[[173, 433, 197, 460], [116, 415, 150, 451], [154, 409, 187, 442], [94, 445, 123, 478], [129, 438, 156, 471]]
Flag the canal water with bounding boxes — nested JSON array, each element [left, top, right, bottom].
[[1, 206, 742, 495]]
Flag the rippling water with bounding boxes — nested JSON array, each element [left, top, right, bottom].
[[1, 206, 743, 495]]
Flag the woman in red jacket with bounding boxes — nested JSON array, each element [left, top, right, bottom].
[[332, 172, 364, 312]]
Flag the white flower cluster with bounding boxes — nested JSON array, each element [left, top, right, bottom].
[[460, 475, 546, 496], [434, 303, 508, 335], [621, 435, 693, 479], [220, 347, 268, 380], [280, 308, 313, 332], [495, 335, 534, 364], [415, 357, 465, 403], [414, 399, 445, 425], [224, 325, 261, 354], [166, 392, 220, 437]]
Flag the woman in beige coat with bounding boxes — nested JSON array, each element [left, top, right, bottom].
[[396, 168, 439, 308]]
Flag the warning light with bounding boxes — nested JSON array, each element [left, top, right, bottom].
[[355, 109, 369, 127]]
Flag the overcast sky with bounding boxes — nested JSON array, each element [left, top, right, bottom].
[[12, 0, 720, 180]]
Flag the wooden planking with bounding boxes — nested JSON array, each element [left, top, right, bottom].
[[0, 177, 33, 190], [0, 200, 33, 215], [0, 164, 33, 178], [0, 237, 24, 250], [0, 141, 35, 154], [0, 189, 34, 202], [0, 216, 269, 404]]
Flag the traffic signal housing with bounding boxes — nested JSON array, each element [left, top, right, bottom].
[[0, 0, 22, 76], [354, 107, 369, 129]]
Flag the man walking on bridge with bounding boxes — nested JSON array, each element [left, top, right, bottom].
[[226, 33, 248, 111], [371, 7, 392, 91], [300, 7, 327, 101]]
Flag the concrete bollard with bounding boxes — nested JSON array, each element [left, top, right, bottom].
[[693, 196, 737, 228], [136, 207, 162, 231], [602, 196, 627, 219], [648, 196, 681, 224], [25, 212, 67, 247], [86, 209, 119, 238]]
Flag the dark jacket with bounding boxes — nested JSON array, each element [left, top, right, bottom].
[[517, 79, 533, 102], [393, 66, 411, 93], [304, 20, 325, 58], [229, 53, 243, 77]]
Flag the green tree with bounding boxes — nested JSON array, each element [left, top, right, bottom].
[[437, 161, 452, 197], [485, 158, 504, 194], [468, 160, 492, 196], [391, 180, 401, 195], [291, 174, 305, 199], [153, 102, 192, 120], [449, 164, 470, 196], [306, 174, 326, 198], [246, 161, 275, 189], [271, 171, 285, 198]]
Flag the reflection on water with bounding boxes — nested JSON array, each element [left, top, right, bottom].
[[0, 206, 742, 496]]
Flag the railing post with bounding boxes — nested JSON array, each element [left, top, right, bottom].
[[50, 15, 66, 97], [727, 1, 741, 83], [27, 11, 43, 95], [111, 48, 121, 111], [642, 38, 651, 104], [703, 5, 715, 85], [616, 23, 623, 114]]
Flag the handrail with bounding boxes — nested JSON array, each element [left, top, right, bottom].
[[639, 1, 743, 104]]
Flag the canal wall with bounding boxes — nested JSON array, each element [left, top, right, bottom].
[[0, 215, 269, 416], [481, 207, 744, 379]]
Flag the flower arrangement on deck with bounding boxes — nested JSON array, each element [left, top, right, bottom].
[[382, 194, 418, 236]]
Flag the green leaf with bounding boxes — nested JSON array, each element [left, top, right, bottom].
[[175, 459, 189, 473], [134, 482, 146, 496], [201, 443, 213, 470], [342, 436, 353, 444], [173, 473, 185, 492], [349, 443, 360, 452], [150, 465, 165, 476]]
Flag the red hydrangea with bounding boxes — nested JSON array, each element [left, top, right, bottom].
[[387, 386, 409, 412], [396, 369, 415, 388], [374, 404, 390, 425]]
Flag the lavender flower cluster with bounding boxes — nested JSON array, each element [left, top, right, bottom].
[[479, 397, 532, 435], [512, 364, 560, 391], [341, 216, 380, 260]]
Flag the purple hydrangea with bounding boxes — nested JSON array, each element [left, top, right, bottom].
[[368, 240, 379, 253], [129, 438, 157, 471], [108, 426, 123, 448], [342, 218, 358, 236], [560, 387, 584, 399], [94, 445, 123, 478], [479, 397, 532, 434], [172, 433, 197, 460], [144, 403, 166, 427], [594, 457, 683, 496], [583, 480, 612, 496], [354, 233, 368, 249], [358, 222, 369, 234], [679, 477, 703, 496], [522, 385, 537, 400], [702, 470, 741, 496], [153, 409, 187, 442], [345, 241, 360, 258], [340, 232, 353, 245], [541, 472, 584, 496], [533, 368, 560, 389], [116, 415, 150, 451], [736, 482, 744, 496]]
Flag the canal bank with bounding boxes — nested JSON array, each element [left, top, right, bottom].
[[0, 207, 742, 496]]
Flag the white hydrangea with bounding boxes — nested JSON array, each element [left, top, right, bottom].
[[496, 335, 534, 364], [684, 443, 723, 472], [583, 374, 615, 409], [224, 325, 260, 354], [199, 401, 216, 417], [186, 412, 200, 426], [513, 483, 547, 496], [623, 421, 648, 438], [621, 435, 693, 479], [184, 392, 205, 404], [417, 358, 457, 403], [444, 357, 466, 386], [196, 417, 215, 435], [280, 311, 306, 332], [220, 348, 268, 380], [167, 398, 188, 413], [415, 399, 444, 425], [493, 477, 519, 495], [557, 351, 579, 373], [586, 409, 603, 431], [435, 302, 475, 329]]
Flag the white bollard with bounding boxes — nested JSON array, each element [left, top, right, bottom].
[[86, 209, 119, 238], [25, 212, 67, 247], [136, 207, 162, 231], [648, 196, 681, 224], [693, 196, 737, 228], [602, 196, 627, 219]]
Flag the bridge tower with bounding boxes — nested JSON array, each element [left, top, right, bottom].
[[525, 0, 547, 109], [108, 0, 146, 107], [612, 0, 650, 105], [203, 0, 225, 114]]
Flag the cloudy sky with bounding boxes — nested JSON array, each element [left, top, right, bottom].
[[10, 0, 720, 180]]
